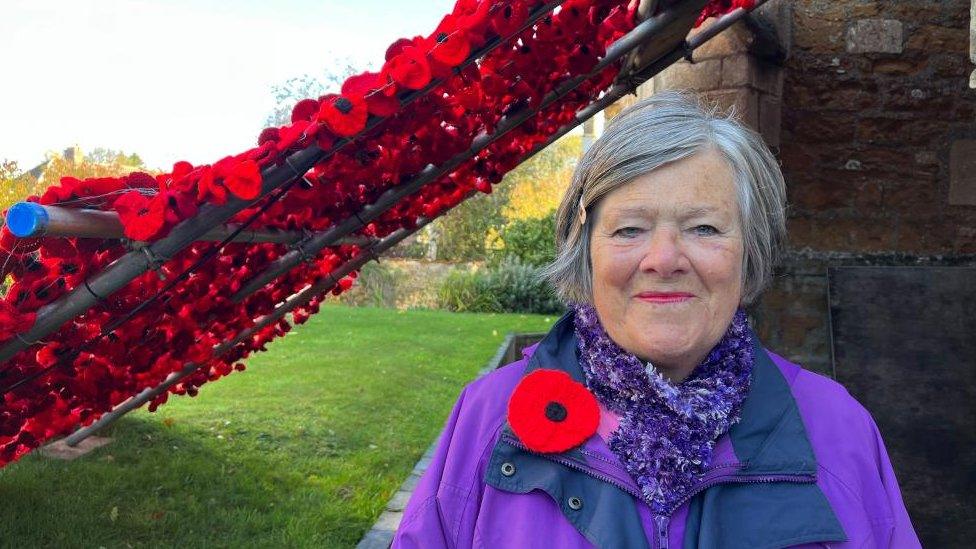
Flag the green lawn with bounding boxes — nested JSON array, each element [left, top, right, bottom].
[[0, 305, 556, 548]]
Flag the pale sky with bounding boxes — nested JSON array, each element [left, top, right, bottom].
[[0, 0, 455, 171]]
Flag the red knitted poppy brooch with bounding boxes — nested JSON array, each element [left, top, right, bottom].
[[507, 369, 599, 454]]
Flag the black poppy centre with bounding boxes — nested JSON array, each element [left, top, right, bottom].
[[544, 401, 568, 422], [334, 97, 353, 114]]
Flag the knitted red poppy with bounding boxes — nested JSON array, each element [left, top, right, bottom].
[[453, 0, 492, 40], [429, 29, 471, 67], [316, 94, 368, 137], [222, 159, 263, 200], [342, 72, 400, 117], [382, 46, 432, 90], [507, 368, 599, 453], [490, 1, 529, 37], [0, 226, 42, 258], [290, 98, 320, 123], [257, 127, 280, 146], [195, 168, 226, 205], [112, 190, 167, 241], [0, 299, 36, 342]]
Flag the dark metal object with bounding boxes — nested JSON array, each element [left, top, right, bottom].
[[2, 202, 374, 246], [828, 266, 976, 548]]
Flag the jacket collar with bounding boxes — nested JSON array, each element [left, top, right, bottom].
[[522, 309, 818, 477]]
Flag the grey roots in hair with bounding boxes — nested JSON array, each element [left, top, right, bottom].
[[539, 90, 787, 306]]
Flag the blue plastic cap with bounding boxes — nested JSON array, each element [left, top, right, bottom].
[[6, 202, 49, 238]]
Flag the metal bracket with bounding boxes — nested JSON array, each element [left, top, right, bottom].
[[290, 228, 318, 264], [139, 247, 167, 281], [681, 40, 695, 64]]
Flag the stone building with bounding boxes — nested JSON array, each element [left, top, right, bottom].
[[599, 1, 975, 544]]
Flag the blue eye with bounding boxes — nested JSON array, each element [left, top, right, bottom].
[[613, 227, 642, 238], [693, 225, 719, 236]]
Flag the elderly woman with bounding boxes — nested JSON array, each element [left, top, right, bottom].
[[393, 92, 919, 548]]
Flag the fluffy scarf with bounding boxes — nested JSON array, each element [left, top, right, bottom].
[[573, 303, 754, 515]]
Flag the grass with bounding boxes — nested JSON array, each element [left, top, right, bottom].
[[0, 304, 556, 548]]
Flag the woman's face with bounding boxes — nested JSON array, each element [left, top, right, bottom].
[[588, 147, 745, 382]]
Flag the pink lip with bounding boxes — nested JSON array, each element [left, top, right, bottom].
[[635, 292, 695, 303]]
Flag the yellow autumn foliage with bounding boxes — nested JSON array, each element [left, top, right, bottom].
[[1, 152, 153, 213], [501, 134, 581, 221]]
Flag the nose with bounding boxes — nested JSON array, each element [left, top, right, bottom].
[[637, 226, 689, 278]]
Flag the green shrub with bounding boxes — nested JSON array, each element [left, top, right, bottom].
[[495, 210, 557, 267], [437, 257, 565, 314], [436, 268, 498, 313], [336, 261, 400, 308]]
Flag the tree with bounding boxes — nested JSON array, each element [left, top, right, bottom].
[[501, 134, 580, 221], [265, 60, 363, 127], [85, 148, 145, 167], [39, 152, 153, 191], [424, 182, 513, 261], [424, 134, 582, 262], [0, 160, 42, 212]]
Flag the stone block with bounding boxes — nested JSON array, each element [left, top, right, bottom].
[[906, 24, 968, 54], [949, 140, 976, 205], [791, 112, 856, 144], [846, 19, 904, 54], [720, 54, 752, 88], [373, 510, 403, 532], [653, 58, 722, 92], [753, 60, 784, 96], [793, 9, 845, 53], [700, 88, 760, 130], [355, 529, 394, 549], [387, 490, 412, 512], [399, 472, 423, 492], [758, 94, 782, 148], [692, 19, 755, 60]]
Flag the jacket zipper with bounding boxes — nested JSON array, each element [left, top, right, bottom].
[[502, 435, 645, 500], [651, 473, 817, 549], [501, 435, 817, 549], [654, 515, 669, 549], [664, 471, 817, 517]]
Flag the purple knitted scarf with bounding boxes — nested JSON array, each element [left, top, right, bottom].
[[573, 303, 754, 515]]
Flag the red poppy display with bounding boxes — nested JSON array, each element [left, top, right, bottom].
[[0, 0, 746, 468], [507, 369, 599, 453]]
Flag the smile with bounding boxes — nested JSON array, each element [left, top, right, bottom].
[[635, 292, 695, 304]]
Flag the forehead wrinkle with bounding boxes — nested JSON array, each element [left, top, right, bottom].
[[601, 203, 728, 224]]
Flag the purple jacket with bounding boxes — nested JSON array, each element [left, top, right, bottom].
[[393, 312, 920, 548]]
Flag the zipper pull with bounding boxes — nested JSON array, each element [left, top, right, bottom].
[[655, 515, 669, 549]]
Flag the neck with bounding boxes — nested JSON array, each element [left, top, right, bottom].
[[639, 351, 707, 384], [647, 360, 695, 384]]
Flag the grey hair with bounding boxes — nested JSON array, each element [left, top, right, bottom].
[[539, 90, 787, 306]]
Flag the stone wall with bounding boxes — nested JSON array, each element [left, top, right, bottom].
[[783, 0, 976, 254], [627, 0, 976, 373], [770, 0, 976, 371]]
